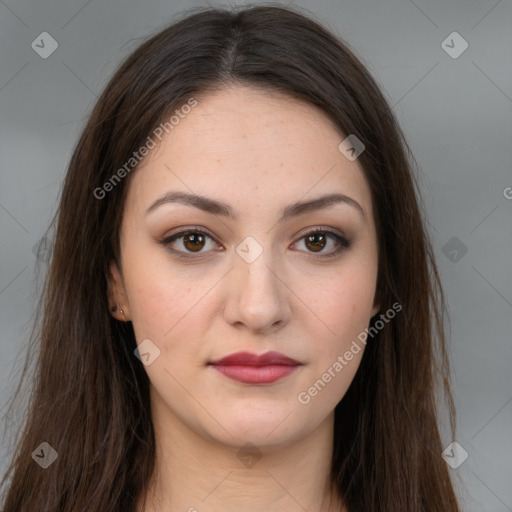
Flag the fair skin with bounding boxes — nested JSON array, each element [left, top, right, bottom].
[[108, 84, 380, 512]]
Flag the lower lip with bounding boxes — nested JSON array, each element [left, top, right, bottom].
[[211, 364, 299, 384]]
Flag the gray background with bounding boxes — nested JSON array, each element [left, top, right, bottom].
[[1, 0, 511, 510]]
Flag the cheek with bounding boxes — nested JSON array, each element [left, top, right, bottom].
[[291, 259, 376, 407], [295, 263, 377, 345], [295, 275, 372, 412], [122, 255, 195, 342]]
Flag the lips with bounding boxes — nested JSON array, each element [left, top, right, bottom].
[[209, 351, 301, 384]]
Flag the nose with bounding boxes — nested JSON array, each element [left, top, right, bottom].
[[223, 246, 292, 335]]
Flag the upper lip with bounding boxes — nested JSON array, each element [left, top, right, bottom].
[[209, 351, 300, 366]]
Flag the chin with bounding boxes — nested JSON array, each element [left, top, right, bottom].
[[204, 406, 313, 450]]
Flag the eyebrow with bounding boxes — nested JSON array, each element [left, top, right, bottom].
[[145, 191, 367, 223]]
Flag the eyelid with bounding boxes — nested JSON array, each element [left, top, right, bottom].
[[295, 225, 348, 242], [161, 225, 218, 244]]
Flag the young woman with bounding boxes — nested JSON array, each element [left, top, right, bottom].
[[1, 5, 462, 512]]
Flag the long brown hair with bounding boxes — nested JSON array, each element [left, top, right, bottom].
[[1, 5, 461, 511]]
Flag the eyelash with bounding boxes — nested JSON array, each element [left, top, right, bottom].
[[159, 227, 351, 261]]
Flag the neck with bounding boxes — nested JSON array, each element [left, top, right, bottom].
[[137, 389, 347, 512]]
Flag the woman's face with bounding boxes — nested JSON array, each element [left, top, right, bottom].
[[109, 85, 379, 450]]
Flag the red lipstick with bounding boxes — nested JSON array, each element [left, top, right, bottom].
[[209, 351, 300, 384]]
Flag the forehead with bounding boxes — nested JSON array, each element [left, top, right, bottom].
[[124, 85, 373, 221]]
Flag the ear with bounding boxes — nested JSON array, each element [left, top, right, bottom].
[[107, 260, 130, 321]]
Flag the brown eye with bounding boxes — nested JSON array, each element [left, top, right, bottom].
[[304, 232, 327, 252], [293, 229, 351, 258], [182, 232, 206, 252], [161, 229, 219, 260], [161, 227, 350, 262]]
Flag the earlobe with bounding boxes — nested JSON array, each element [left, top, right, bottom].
[[107, 260, 130, 321]]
